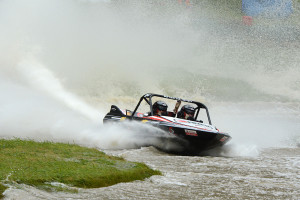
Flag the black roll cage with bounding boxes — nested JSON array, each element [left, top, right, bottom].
[[131, 93, 212, 125]]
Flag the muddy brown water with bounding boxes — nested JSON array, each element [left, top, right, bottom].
[[3, 146, 300, 200]]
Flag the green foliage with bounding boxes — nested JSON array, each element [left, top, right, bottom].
[[0, 139, 161, 198], [0, 184, 8, 199]]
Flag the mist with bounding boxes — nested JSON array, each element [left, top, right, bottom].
[[0, 0, 299, 155]]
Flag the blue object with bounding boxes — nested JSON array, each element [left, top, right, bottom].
[[242, 0, 293, 17]]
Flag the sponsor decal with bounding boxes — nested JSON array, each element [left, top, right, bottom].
[[120, 117, 126, 121], [185, 129, 197, 136], [137, 113, 144, 117], [219, 136, 228, 142], [141, 120, 148, 123], [169, 127, 174, 134]]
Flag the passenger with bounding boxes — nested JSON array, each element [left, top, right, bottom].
[[177, 104, 195, 121], [152, 101, 168, 116]]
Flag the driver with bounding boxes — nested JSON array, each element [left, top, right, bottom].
[[177, 104, 195, 121], [152, 101, 168, 116]]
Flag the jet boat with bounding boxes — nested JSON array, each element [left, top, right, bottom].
[[103, 93, 231, 154]]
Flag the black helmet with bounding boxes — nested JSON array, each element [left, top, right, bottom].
[[153, 101, 168, 112], [177, 104, 195, 120], [181, 104, 195, 115]]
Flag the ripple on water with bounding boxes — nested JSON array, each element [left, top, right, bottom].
[[3, 147, 300, 199]]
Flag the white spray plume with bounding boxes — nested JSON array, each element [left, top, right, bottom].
[[0, 0, 299, 156], [16, 55, 100, 122]]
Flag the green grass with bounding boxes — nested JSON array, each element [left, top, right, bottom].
[[0, 139, 161, 198], [0, 184, 7, 199]]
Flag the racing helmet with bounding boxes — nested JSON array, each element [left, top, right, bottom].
[[178, 104, 195, 120], [152, 101, 168, 114], [181, 104, 195, 115]]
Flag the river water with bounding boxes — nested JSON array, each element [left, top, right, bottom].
[[4, 147, 300, 199], [1, 0, 300, 199]]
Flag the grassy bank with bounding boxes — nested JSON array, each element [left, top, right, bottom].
[[0, 139, 161, 198]]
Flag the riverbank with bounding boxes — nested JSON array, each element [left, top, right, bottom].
[[0, 139, 161, 199]]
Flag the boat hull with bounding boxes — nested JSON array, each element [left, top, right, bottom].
[[103, 112, 231, 154]]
